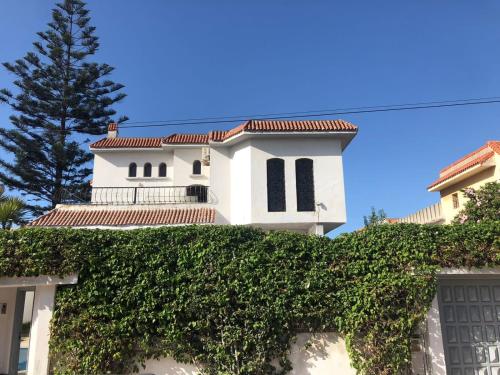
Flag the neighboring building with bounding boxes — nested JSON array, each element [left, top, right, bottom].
[[397, 140, 499, 224], [393, 140, 500, 375], [1, 119, 358, 375], [427, 140, 499, 223], [30, 119, 358, 235]]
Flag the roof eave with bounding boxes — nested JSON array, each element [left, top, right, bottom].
[[210, 130, 358, 148], [90, 147, 163, 153], [427, 159, 495, 192], [162, 143, 209, 148]]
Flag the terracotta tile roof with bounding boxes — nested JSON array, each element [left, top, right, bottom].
[[384, 218, 400, 224], [487, 140, 500, 154], [29, 207, 215, 227], [90, 119, 358, 149], [108, 123, 118, 131], [163, 133, 209, 144], [220, 119, 358, 141], [208, 130, 229, 142], [90, 137, 163, 149], [428, 140, 499, 190]]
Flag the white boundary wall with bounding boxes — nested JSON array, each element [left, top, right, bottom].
[[139, 333, 356, 375]]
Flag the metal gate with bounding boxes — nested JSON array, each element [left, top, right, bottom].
[[438, 278, 500, 375]]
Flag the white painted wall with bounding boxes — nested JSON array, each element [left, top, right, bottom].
[[93, 151, 174, 187], [172, 148, 210, 186], [0, 288, 16, 374], [228, 141, 252, 225], [27, 285, 56, 375], [138, 332, 355, 375], [209, 147, 231, 224], [247, 138, 346, 232]]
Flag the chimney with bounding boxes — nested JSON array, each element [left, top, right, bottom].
[[107, 123, 118, 138]]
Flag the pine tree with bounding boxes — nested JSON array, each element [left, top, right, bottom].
[[363, 206, 387, 227], [0, 0, 127, 214]]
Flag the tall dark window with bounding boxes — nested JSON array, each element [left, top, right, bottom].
[[128, 163, 137, 177], [295, 158, 315, 211], [159, 163, 167, 177], [143, 162, 152, 177], [267, 158, 286, 212], [192, 160, 201, 175]]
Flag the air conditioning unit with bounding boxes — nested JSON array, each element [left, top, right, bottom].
[[201, 147, 210, 166]]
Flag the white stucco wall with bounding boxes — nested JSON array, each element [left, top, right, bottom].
[[0, 288, 16, 374], [245, 137, 346, 232], [92, 148, 210, 188], [229, 141, 253, 225], [209, 147, 231, 224], [26, 285, 56, 375], [138, 332, 355, 375], [172, 148, 210, 186], [93, 151, 174, 187]]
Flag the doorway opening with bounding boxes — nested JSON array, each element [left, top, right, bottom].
[[9, 289, 35, 375]]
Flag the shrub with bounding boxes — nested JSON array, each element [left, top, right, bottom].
[[0, 223, 498, 374]]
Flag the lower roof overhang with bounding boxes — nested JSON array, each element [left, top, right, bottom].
[[209, 131, 357, 151], [427, 160, 495, 192]]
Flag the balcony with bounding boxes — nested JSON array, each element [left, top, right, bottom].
[[62, 186, 210, 205], [397, 202, 444, 224]]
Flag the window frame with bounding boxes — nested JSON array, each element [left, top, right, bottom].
[[128, 162, 137, 178], [452, 192, 459, 209], [295, 158, 316, 212], [266, 158, 286, 212], [192, 160, 202, 175], [158, 162, 167, 178], [143, 162, 152, 178]]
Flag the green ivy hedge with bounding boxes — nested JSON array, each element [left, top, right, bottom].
[[0, 223, 499, 374]]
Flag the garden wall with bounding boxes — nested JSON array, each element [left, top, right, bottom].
[[139, 333, 355, 375]]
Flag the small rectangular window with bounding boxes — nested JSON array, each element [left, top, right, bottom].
[[452, 193, 459, 209]]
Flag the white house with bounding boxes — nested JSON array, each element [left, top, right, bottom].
[[0, 119, 359, 375], [29, 119, 358, 235]]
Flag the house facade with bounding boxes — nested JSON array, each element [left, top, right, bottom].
[[397, 140, 499, 225], [29, 119, 357, 234], [0, 119, 358, 375]]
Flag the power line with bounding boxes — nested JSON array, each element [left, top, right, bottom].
[[8, 95, 500, 135], [117, 98, 500, 129], [120, 96, 500, 126]]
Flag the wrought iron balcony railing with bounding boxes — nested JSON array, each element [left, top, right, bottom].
[[63, 186, 210, 205]]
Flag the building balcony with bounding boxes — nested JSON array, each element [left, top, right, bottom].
[[62, 185, 210, 205], [396, 202, 444, 225]]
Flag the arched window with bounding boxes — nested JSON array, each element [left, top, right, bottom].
[[128, 163, 137, 177], [267, 158, 286, 212], [143, 162, 152, 177], [159, 163, 167, 177], [295, 158, 315, 211], [192, 160, 201, 175]]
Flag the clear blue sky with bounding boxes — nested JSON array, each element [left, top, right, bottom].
[[1, 0, 499, 235]]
